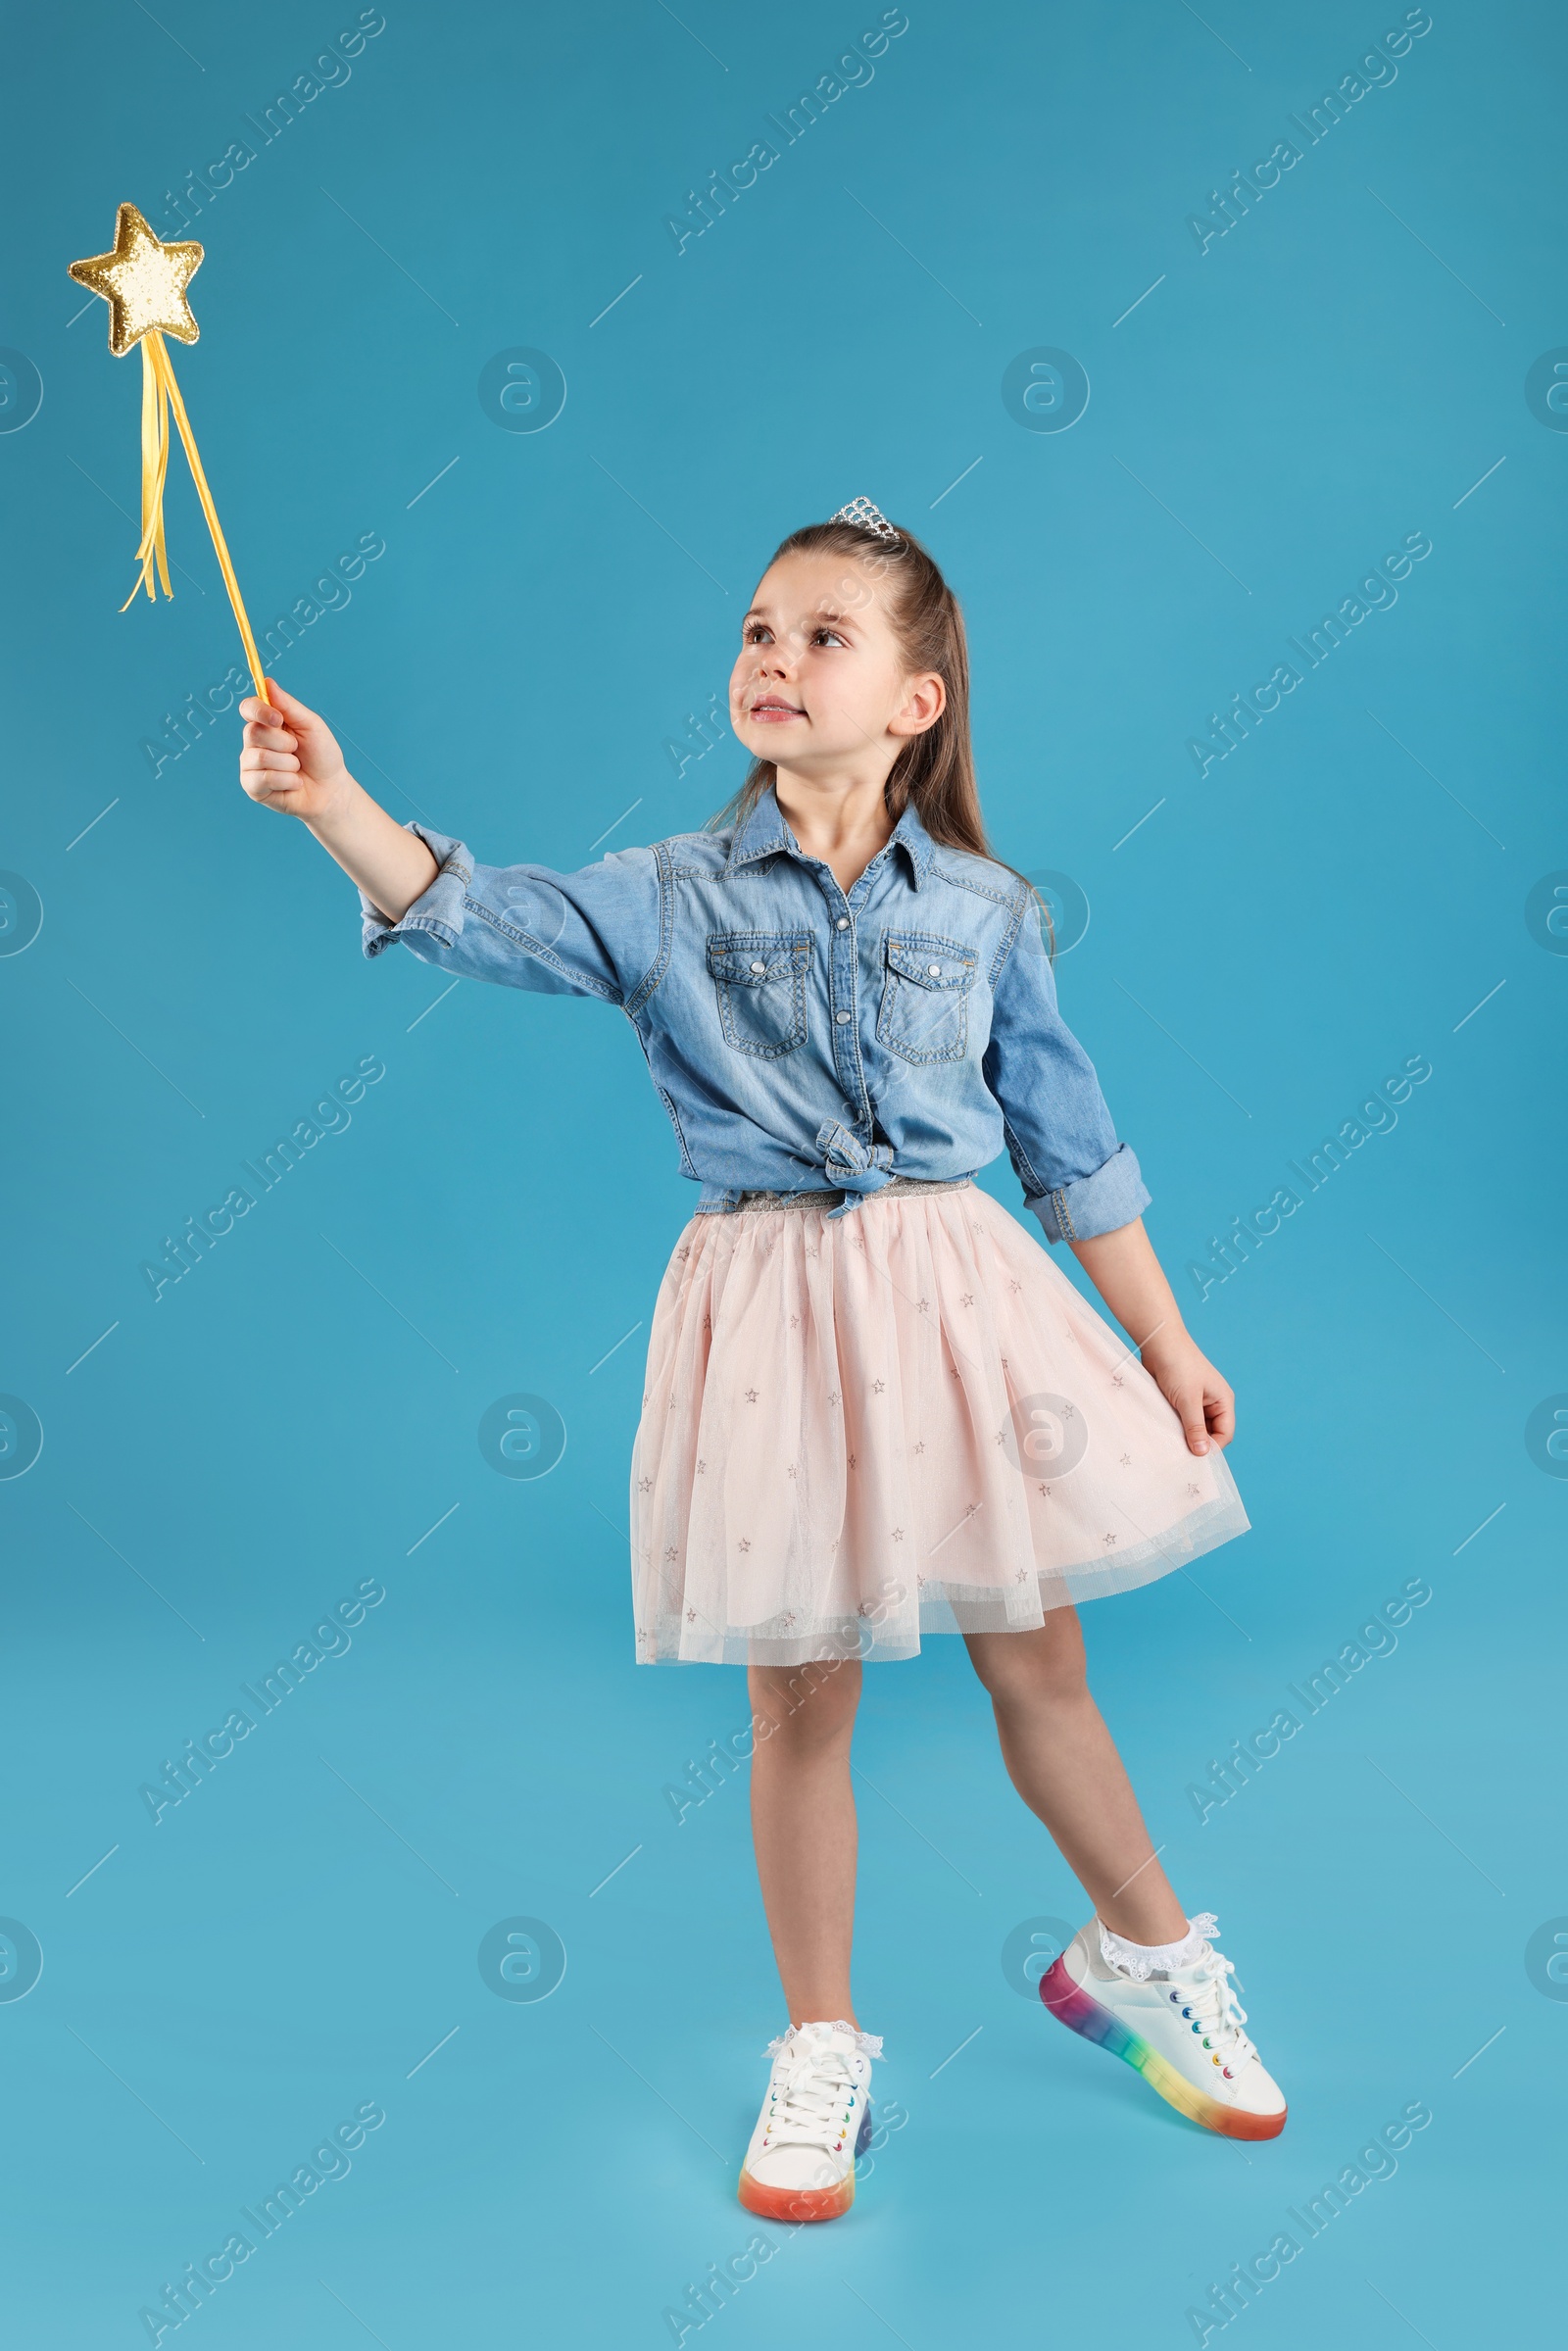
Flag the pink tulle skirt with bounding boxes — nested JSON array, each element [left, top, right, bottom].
[[629, 1182, 1250, 1665]]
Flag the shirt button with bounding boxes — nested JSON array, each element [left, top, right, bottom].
[[927, 962, 942, 976], [836, 916, 850, 930], [835, 1010, 852, 1025], [750, 959, 766, 974]]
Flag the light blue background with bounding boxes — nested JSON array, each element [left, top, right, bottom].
[[2, 1, 1563, 2343]]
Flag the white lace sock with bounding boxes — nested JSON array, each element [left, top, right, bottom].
[[1098, 1911, 1219, 1982], [763, 2019, 885, 2062]]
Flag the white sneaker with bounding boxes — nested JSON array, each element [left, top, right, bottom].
[[737, 2020, 878, 2222], [1041, 1916, 1287, 2139]]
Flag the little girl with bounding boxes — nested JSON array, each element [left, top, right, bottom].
[[239, 498, 1285, 2223]]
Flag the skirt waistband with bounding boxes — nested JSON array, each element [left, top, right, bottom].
[[734, 1175, 973, 1214]]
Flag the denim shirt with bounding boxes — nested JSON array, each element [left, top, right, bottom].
[[360, 787, 1151, 1242]]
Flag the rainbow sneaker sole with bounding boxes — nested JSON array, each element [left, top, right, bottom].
[[1040, 1954, 1287, 2140], [738, 2101, 874, 2223]]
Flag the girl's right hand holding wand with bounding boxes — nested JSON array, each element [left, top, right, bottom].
[[238, 679, 437, 924]]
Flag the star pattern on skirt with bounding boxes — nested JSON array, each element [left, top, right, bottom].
[[644, 1215, 1177, 1644]]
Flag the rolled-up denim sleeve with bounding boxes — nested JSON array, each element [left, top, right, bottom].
[[360, 821, 663, 1006], [983, 892, 1152, 1245]]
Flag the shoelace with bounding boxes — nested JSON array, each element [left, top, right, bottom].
[[1168, 1950, 1257, 2073], [761, 2044, 859, 2151]]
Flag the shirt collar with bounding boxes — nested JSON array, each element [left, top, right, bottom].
[[724, 784, 935, 889]]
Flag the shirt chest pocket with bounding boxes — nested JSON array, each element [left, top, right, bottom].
[[876, 932, 978, 1064], [708, 932, 812, 1058]]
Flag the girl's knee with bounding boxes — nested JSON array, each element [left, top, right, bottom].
[[966, 1617, 1088, 1705], [749, 1654, 861, 1745]]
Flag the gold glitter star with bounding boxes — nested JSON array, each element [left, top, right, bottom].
[[70, 203, 203, 358]]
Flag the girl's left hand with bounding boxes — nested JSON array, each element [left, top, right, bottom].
[[1140, 1335, 1234, 1454]]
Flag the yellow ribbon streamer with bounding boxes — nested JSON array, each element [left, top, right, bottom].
[[126, 330, 270, 705], [122, 337, 172, 609], [143, 332, 270, 703], [120, 331, 270, 700]]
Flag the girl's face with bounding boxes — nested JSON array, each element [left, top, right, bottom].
[[729, 549, 943, 781]]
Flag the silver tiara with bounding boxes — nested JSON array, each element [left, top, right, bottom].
[[829, 495, 901, 544]]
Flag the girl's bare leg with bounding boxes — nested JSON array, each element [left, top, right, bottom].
[[746, 1656, 862, 2027], [964, 1611, 1189, 1944]]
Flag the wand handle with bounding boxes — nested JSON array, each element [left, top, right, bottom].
[[147, 331, 270, 706]]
